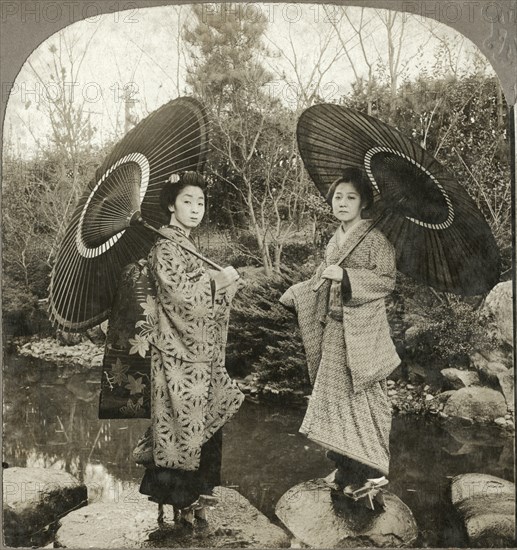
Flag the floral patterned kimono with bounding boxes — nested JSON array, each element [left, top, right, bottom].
[[133, 226, 244, 506], [280, 220, 400, 477]]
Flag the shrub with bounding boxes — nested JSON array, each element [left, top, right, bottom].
[[280, 242, 317, 267], [399, 283, 498, 369], [2, 276, 39, 337], [225, 266, 310, 391]]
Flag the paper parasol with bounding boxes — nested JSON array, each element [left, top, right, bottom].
[[49, 96, 210, 330], [297, 104, 500, 295]]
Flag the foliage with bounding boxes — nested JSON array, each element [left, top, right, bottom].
[[1, 275, 38, 336], [2, 138, 106, 334], [2, 33, 116, 335], [280, 242, 319, 267], [396, 275, 499, 369], [225, 266, 311, 390], [184, 4, 317, 274], [220, 233, 320, 271], [2, 6, 511, 383], [227, 232, 268, 268], [343, 71, 511, 271]]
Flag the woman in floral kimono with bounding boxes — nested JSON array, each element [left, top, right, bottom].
[[280, 167, 400, 511], [133, 171, 244, 527]]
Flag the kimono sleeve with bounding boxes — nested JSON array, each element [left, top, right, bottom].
[[278, 274, 328, 385], [343, 232, 396, 306], [279, 286, 296, 311], [280, 263, 326, 312], [212, 281, 239, 321], [151, 239, 214, 320]]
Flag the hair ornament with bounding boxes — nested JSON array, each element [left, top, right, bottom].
[[167, 173, 180, 184]]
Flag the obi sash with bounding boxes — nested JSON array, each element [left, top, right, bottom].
[[98, 260, 155, 419]]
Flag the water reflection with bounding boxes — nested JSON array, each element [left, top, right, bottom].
[[3, 353, 514, 547]]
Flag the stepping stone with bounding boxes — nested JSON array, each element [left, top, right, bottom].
[[3, 467, 87, 547], [55, 485, 289, 548], [275, 478, 418, 547], [451, 473, 515, 547]]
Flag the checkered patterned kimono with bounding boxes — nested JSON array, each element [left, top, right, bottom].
[[280, 220, 400, 475], [133, 226, 244, 471]]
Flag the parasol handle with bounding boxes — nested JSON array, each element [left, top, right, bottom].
[[129, 212, 224, 271], [312, 214, 385, 292]]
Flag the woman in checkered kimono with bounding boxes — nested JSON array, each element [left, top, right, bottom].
[[280, 167, 400, 508]]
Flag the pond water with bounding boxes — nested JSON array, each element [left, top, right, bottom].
[[3, 353, 514, 547]]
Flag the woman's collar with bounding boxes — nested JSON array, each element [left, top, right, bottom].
[[166, 224, 188, 236], [335, 219, 373, 246], [163, 224, 196, 245], [340, 218, 372, 234]]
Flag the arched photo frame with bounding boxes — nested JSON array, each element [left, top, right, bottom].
[[1, 1, 515, 548]]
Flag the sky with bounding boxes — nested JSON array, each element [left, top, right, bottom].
[[4, 3, 493, 159]]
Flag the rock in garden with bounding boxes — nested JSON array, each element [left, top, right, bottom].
[[443, 387, 507, 422], [483, 282, 513, 346], [470, 353, 509, 386], [403, 313, 426, 328], [442, 420, 512, 454], [403, 326, 422, 343], [3, 467, 87, 547], [434, 390, 456, 403], [486, 361, 510, 378], [90, 353, 104, 368], [473, 359, 513, 412], [275, 479, 418, 548], [469, 352, 488, 371], [450, 473, 515, 547], [408, 364, 428, 384], [441, 368, 480, 390], [55, 486, 289, 548], [479, 348, 512, 368], [496, 370, 514, 412], [86, 324, 107, 345], [56, 330, 84, 346]]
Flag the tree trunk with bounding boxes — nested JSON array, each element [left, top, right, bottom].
[[273, 242, 283, 274], [246, 183, 273, 275], [255, 225, 272, 276]]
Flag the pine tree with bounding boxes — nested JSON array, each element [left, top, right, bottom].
[[225, 267, 311, 391], [183, 5, 310, 275]]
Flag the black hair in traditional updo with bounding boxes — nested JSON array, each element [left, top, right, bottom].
[[159, 171, 206, 216], [325, 166, 374, 214]]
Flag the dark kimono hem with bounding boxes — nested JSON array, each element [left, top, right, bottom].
[[139, 429, 223, 508], [300, 432, 389, 477]]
